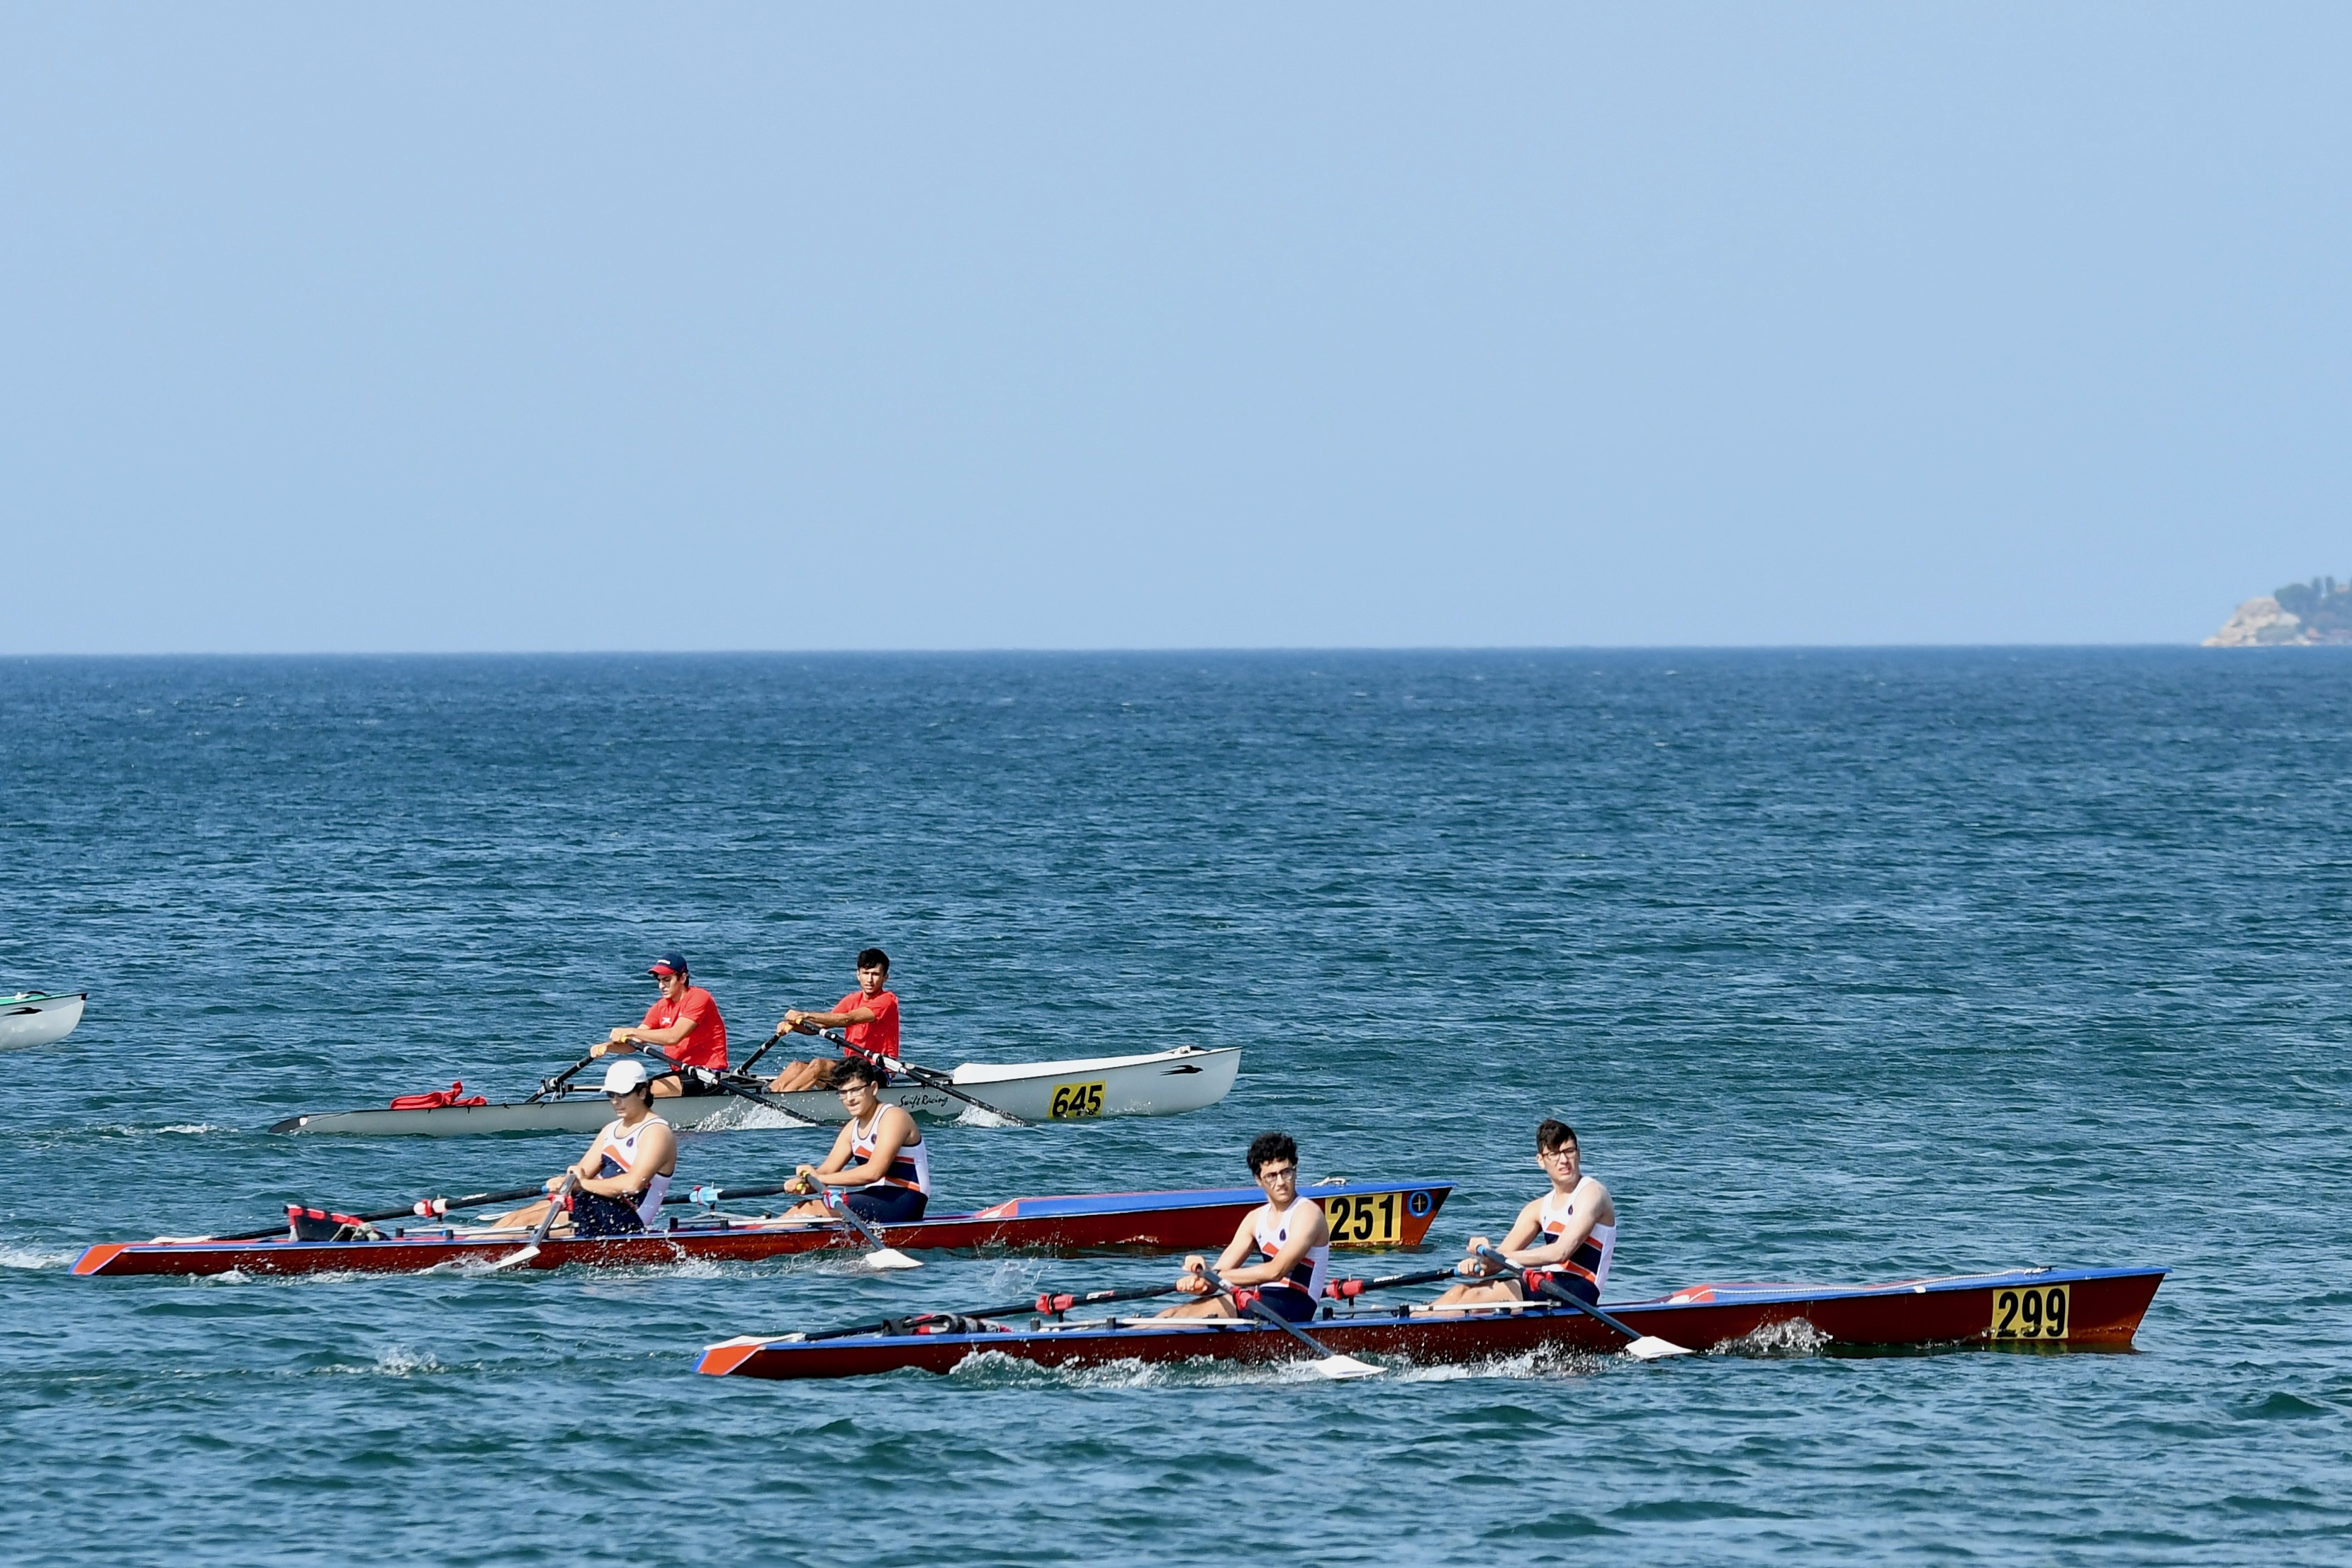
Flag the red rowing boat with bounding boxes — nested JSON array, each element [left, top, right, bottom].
[[72, 1179, 1453, 1278], [697, 1265, 2166, 1380]]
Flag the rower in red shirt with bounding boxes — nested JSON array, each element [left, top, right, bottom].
[[589, 952, 729, 1099], [765, 948, 900, 1092]]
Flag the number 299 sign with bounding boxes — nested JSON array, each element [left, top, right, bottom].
[[1988, 1282, 2071, 1341]]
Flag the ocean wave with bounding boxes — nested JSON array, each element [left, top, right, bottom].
[[0, 1245, 76, 1270], [1713, 1316, 1832, 1357]]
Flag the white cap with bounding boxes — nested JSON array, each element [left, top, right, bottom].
[[600, 1059, 651, 1095]]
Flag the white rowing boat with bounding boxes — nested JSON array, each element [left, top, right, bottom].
[[269, 1044, 1241, 1136], [0, 992, 86, 1051]]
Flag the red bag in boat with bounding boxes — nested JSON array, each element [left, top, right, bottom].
[[388, 1081, 489, 1110]]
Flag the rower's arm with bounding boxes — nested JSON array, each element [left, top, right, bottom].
[[1511, 1184, 1608, 1267], [801, 1124, 859, 1183], [616, 1018, 696, 1050], [784, 1005, 877, 1031]]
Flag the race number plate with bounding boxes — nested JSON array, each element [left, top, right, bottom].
[[1047, 1080, 1106, 1120], [1321, 1190, 1402, 1247], [1988, 1282, 2071, 1341]]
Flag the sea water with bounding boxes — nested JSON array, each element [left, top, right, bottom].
[[1, 649, 2346, 1566]]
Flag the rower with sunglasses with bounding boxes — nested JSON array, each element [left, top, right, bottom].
[[588, 952, 729, 1099], [1158, 1131, 1331, 1322], [486, 1058, 681, 1236]]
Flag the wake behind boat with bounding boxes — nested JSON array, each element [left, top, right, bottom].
[[0, 990, 86, 1051], [698, 1265, 2168, 1381], [269, 1044, 1241, 1136], [74, 1177, 1450, 1277]]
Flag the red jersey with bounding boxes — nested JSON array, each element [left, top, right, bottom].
[[642, 985, 729, 1071], [837, 988, 900, 1060]]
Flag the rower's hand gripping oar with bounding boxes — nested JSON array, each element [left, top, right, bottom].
[[793, 1175, 920, 1271], [492, 1173, 576, 1271], [1196, 1261, 1383, 1381], [1472, 1244, 1691, 1360], [820, 1030, 1030, 1129]]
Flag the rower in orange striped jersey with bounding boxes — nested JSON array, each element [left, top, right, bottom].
[[780, 1055, 931, 1223], [1158, 1131, 1331, 1322], [1429, 1119, 1616, 1309]]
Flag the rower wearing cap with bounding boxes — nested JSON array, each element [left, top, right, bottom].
[[590, 952, 729, 1098], [781, 1055, 931, 1223], [1429, 1119, 1615, 1309], [1159, 1131, 1331, 1322], [765, 948, 899, 1093], [491, 1059, 680, 1236]]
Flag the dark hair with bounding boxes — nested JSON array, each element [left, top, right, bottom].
[[836, 1055, 890, 1090], [1537, 1119, 1579, 1153], [1247, 1131, 1298, 1174], [857, 948, 890, 974]]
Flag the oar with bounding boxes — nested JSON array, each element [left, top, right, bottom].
[[527, 1051, 603, 1104], [1473, 1245, 1690, 1360], [492, 1174, 574, 1271], [1320, 1263, 1470, 1300], [797, 1179, 921, 1271], [211, 1184, 555, 1243], [731, 1029, 791, 1078], [805, 1282, 1185, 1342], [1197, 1261, 1383, 1380], [822, 1031, 1031, 1129]]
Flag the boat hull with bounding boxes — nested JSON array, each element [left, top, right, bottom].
[[696, 1265, 2167, 1381], [269, 1046, 1240, 1136], [0, 992, 85, 1051], [72, 1178, 1451, 1278]]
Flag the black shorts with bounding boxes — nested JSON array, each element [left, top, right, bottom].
[[841, 1186, 928, 1224]]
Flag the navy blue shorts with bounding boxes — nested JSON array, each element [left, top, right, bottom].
[[1243, 1284, 1318, 1323], [569, 1190, 647, 1238], [842, 1186, 928, 1224]]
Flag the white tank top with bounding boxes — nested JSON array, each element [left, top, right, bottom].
[[1536, 1175, 1615, 1293], [849, 1109, 930, 1194], [1252, 1196, 1331, 1301], [593, 1113, 673, 1226]]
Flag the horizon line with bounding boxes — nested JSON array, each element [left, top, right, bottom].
[[0, 641, 2273, 659]]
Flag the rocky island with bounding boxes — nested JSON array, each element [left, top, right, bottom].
[[2205, 578, 2352, 646]]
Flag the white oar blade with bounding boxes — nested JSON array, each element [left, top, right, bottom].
[[488, 1245, 541, 1272], [1624, 1335, 1691, 1361], [1309, 1353, 1385, 1380], [861, 1248, 923, 1272]]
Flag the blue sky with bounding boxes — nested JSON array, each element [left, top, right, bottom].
[[2, 5, 2345, 651]]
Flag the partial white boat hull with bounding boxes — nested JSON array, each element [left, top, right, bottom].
[[0, 992, 85, 1051], [271, 1046, 1241, 1136]]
